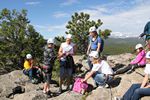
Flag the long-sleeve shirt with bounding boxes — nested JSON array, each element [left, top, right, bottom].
[[130, 50, 146, 66]]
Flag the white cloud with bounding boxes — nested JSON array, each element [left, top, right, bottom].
[[60, 0, 79, 6], [25, 1, 40, 5], [53, 12, 69, 18], [34, 23, 67, 39], [78, 0, 150, 38]]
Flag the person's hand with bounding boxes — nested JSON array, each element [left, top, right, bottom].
[[65, 52, 70, 56], [81, 79, 85, 83]]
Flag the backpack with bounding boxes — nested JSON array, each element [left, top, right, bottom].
[[6, 86, 25, 99], [72, 78, 88, 94]]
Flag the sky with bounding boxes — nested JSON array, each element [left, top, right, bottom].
[[0, 0, 150, 39]]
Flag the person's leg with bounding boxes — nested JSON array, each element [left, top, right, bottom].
[[126, 64, 138, 74], [28, 68, 33, 80], [131, 87, 150, 100], [93, 72, 106, 86], [66, 68, 73, 90], [122, 84, 141, 100], [114, 65, 131, 75], [59, 61, 65, 93]]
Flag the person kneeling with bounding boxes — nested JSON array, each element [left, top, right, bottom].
[[81, 51, 113, 87]]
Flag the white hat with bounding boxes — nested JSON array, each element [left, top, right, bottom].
[[135, 44, 143, 50], [47, 38, 54, 44], [26, 54, 32, 59], [89, 26, 97, 33], [146, 51, 150, 58], [66, 34, 72, 39], [89, 51, 99, 58]]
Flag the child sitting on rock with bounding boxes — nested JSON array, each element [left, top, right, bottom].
[[115, 51, 150, 100], [114, 43, 146, 75], [81, 51, 113, 87], [23, 54, 41, 83]]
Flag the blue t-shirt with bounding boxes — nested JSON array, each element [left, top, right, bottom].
[[89, 36, 104, 52]]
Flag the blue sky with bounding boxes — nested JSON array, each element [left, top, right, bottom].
[[0, 0, 150, 39]]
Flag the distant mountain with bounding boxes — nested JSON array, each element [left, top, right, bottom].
[[103, 37, 145, 55]]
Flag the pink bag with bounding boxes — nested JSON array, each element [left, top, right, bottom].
[[73, 78, 88, 94]]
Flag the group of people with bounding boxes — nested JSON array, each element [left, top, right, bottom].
[[22, 21, 150, 100]]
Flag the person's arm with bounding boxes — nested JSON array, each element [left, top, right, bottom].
[[96, 37, 102, 52], [141, 74, 149, 88], [130, 51, 145, 65], [81, 71, 95, 82], [87, 43, 91, 55], [73, 44, 77, 55], [97, 43, 101, 53], [58, 46, 65, 59]]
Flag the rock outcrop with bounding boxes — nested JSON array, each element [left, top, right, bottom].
[[0, 53, 150, 100]]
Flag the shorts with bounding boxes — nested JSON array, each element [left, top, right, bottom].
[[43, 64, 53, 83], [60, 60, 73, 79]]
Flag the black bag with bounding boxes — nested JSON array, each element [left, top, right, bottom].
[[6, 86, 25, 99]]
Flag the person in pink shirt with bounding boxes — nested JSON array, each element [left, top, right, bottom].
[[114, 44, 146, 75]]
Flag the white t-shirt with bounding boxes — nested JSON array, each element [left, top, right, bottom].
[[60, 42, 75, 61], [92, 60, 113, 75], [144, 64, 150, 74]]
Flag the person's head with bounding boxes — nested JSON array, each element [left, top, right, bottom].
[[47, 38, 54, 48], [89, 51, 100, 64], [146, 51, 150, 64], [66, 34, 72, 44], [26, 54, 32, 61], [89, 26, 97, 37], [135, 44, 143, 53]]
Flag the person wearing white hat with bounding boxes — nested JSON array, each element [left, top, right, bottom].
[[43, 38, 56, 94], [58, 34, 76, 93], [114, 43, 146, 75], [81, 51, 113, 87], [115, 51, 150, 100], [87, 26, 104, 70], [23, 54, 34, 81]]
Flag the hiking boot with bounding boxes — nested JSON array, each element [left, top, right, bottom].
[[126, 69, 133, 74], [58, 88, 62, 94], [46, 91, 52, 98]]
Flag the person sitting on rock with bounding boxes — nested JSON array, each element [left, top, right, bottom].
[[23, 54, 41, 83], [58, 34, 76, 93], [114, 44, 146, 75], [42, 38, 56, 96], [81, 51, 113, 87], [115, 51, 150, 100]]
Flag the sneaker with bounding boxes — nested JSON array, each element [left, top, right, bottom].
[[43, 90, 47, 94], [114, 97, 122, 100], [58, 88, 62, 94], [98, 85, 104, 88], [47, 91, 52, 98]]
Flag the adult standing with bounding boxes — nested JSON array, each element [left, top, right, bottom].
[[43, 38, 56, 95], [87, 26, 104, 70], [140, 21, 150, 50], [58, 34, 76, 93]]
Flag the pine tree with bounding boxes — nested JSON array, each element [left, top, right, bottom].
[[0, 8, 45, 69], [65, 12, 111, 54]]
